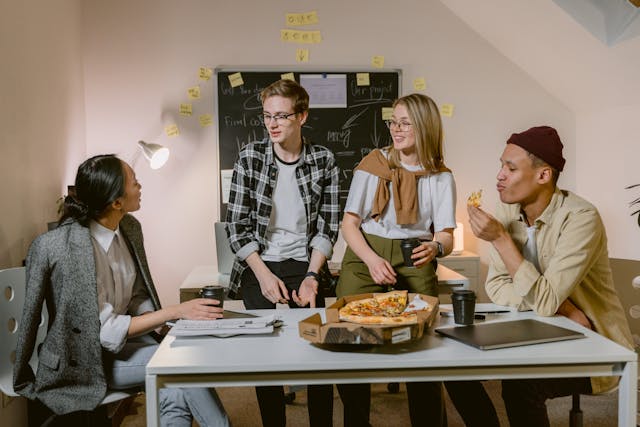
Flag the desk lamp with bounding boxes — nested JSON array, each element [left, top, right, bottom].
[[138, 140, 170, 169]]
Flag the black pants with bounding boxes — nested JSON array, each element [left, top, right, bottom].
[[241, 259, 333, 427], [445, 378, 592, 427], [445, 381, 500, 427], [336, 382, 446, 427]]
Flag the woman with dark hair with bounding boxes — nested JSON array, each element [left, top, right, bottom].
[[14, 154, 230, 426]]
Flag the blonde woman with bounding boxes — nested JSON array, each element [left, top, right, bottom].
[[336, 94, 456, 427]]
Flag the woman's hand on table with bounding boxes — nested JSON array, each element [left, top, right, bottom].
[[175, 298, 224, 320]]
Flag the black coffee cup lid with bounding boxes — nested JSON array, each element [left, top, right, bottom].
[[452, 290, 476, 298]]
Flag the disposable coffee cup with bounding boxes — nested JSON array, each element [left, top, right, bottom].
[[200, 285, 225, 307], [451, 290, 476, 325], [400, 238, 420, 267]]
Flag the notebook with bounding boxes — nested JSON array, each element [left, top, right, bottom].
[[435, 319, 585, 350]]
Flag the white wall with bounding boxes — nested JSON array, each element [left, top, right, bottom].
[[0, 0, 85, 423], [577, 106, 640, 259], [440, 0, 640, 259], [81, 0, 574, 305]]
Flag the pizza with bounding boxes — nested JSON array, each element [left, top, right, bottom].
[[339, 290, 424, 325], [467, 189, 483, 207]]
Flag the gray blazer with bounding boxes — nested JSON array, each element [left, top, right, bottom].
[[13, 215, 161, 415]]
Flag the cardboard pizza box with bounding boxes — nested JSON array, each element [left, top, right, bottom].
[[298, 293, 439, 345]]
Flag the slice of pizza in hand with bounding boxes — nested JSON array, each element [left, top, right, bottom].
[[467, 189, 483, 207]]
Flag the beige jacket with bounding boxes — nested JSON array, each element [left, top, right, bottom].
[[486, 188, 634, 394]]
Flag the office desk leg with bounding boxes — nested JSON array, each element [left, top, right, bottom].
[[146, 374, 160, 427], [618, 361, 638, 427]]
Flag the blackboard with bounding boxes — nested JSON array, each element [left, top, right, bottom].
[[215, 68, 401, 217]]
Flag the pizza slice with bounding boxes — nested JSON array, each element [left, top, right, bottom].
[[374, 290, 408, 316], [467, 189, 483, 207]]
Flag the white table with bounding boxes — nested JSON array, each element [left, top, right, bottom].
[[146, 304, 637, 426]]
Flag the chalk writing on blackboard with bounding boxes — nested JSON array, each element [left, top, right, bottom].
[[215, 68, 401, 216]]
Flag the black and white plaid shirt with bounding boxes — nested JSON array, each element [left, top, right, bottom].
[[225, 138, 340, 295]]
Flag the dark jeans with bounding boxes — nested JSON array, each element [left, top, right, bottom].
[[336, 382, 446, 427], [242, 259, 332, 427], [502, 377, 592, 427], [446, 378, 592, 427], [445, 381, 500, 427]]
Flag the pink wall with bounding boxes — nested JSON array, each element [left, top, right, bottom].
[[80, 0, 574, 306]]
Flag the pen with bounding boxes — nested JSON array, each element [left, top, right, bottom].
[[474, 310, 510, 314], [439, 312, 485, 320]]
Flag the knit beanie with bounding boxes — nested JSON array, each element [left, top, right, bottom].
[[507, 126, 566, 171]]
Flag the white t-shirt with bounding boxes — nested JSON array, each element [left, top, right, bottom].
[[344, 159, 457, 240], [261, 157, 308, 261]]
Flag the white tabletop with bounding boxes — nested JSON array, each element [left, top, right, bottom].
[[146, 304, 637, 426], [148, 304, 634, 375]]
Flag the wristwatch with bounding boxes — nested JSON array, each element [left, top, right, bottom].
[[304, 271, 320, 281], [434, 241, 444, 258]]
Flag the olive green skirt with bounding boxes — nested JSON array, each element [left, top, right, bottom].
[[336, 232, 438, 298]]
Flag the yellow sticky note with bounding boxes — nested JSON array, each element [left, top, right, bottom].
[[440, 104, 455, 118], [304, 11, 319, 25], [228, 72, 244, 88], [381, 107, 393, 120], [300, 31, 312, 43], [281, 29, 322, 44], [286, 13, 301, 26], [165, 124, 179, 137], [281, 29, 293, 41], [281, 72, 295, 81], [286, 11, 319, 26], [179, 103, 193, 116], [413, 77, 426, 91], [356, 73, 370, 86], [199, 114, 213, 127], [187, 86, 201, 100], [371, 55, 385, 69], [199, 67, 213, 81], [296, 48, 309, 62]]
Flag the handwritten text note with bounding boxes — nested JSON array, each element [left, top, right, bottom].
[[286, 11, 319, 26], [413, 77, 426, 91], [165, 124, 179, 137], [371, 56, 385, 69], [188, 86, 201, 100], [199, 114, 213, 127], [179, 103, 193, 116], [356, 73, 370, 86], [228, 73, 244, 87], [440, 104, 455, 117], [199, 67, 213, 81]]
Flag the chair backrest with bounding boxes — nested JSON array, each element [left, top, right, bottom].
[[214, 222, 235, 286], [0, 267, 48, 397]]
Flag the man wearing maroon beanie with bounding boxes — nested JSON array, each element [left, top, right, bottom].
[[446, 126, 633, 427]]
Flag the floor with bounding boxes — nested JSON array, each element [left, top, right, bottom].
[[119, 381, 620, 426]]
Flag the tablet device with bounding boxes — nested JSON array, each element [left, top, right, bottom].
[[435, 318, 585, 350]]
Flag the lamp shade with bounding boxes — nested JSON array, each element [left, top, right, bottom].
[[138, 140, 170, 169]]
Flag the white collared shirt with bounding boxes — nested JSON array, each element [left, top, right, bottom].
[[90, 220, 152, 353]]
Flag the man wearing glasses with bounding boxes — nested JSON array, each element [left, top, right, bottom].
[[226, 79, 339, 427]]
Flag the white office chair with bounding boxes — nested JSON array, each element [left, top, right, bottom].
[[0, 267, 138, 423]]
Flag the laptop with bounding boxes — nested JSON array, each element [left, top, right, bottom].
[[214, 222, 235, 286], [435, 319, 585, 350]]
